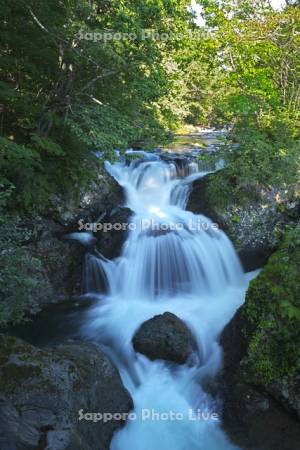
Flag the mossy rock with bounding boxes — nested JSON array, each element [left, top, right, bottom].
[[221, 226, 300, 418], [243, 227, 300, 381]]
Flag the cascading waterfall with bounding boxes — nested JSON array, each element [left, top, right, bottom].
[[82, 153, 255, 450]]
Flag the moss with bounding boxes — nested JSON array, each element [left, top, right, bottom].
[[241, 226, 300, 386]]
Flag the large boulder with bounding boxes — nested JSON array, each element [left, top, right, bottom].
[[221, 380, 300, 450], [186, 170, 298, 271], [219, 227, 300, 448], [0, 335, 132, 450], [132, 312, 197, 364]]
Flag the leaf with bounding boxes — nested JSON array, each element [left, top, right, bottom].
[[31, 134, 65, 156], [281, 300, 300, 320]]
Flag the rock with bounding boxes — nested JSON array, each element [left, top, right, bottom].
[[220, 306, 247, 373], [161, 154, 198, 178], [132, 312, 197, 364], [269, 373, 300, 420], [49, 164, 124, 228], [186, 174, 223, 224], [96, 207, 133, 259], [220, 328, 300, 450], [0, 217, 87, 327], [219, 227, 300, 448], [0, 162, 125, 326], [0, 335, 132, 450], [0, 245, 54, 326], [221, 381, 300, 450], [0, 216, 55, 326], [32, 218, 85, 298], [35, 165, 126, 293], [186, 171, 286, 271]]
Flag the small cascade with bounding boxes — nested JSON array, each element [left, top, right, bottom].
[[82, 253, 115, 295], [82, 150, 254, 450]]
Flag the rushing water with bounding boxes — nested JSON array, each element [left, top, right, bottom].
[[82, 153, 255, 450]]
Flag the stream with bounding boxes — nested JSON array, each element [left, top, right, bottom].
[[80, 144, 257, 450]]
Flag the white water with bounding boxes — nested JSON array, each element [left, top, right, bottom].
[[82, 154, 255, 450]]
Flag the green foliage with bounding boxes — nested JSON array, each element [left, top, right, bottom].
[[225, 127, 300, 194], [0, 181, 15, 210], [197, 1, 300, 192], [242, 226, 300, 385], [0, 130, 93, 211], [31, 134, 65, 156], [0, 0, 197, 212], [67, 103, 170, 153]]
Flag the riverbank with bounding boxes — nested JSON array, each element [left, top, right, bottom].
[[1, 131, 299, 450]]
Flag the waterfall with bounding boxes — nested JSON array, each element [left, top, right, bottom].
[[82, 253, 115, 295], [82, 153, 254, 450]]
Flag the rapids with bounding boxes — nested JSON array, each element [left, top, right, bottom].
[[82, 153, 256, 450]]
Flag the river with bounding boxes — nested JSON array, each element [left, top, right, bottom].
[[81, 146, 257, 450]]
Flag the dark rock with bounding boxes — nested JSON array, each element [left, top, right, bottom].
[[186, 174, 224, 225], [186, 172, 285, 271], [220, 317, 300, 450], [33, 218, 85, 298], [132, 312, 197, 364], [222, 381, 300, 450], [238, 245, 274, 272], [96, 206, 133, 259], [220, 231, 300, 449], [220, 306, 248, 373], [160, 154, 196, 178], [0, 335, 132, 450]]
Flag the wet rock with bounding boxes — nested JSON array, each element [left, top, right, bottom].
[[220, 306, 247, 372], [0, 335, 132, 450], [96, 206, 133, 259], [186, 174, 223, 224], [160, 154, 195, 178], [221, 317, 300, 450], [132, 312, 197, 364], [220, 228, 300, 448], [33, 218, 85, 298], [186, 172, 286, 271], [222, 381, 300, 450]]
